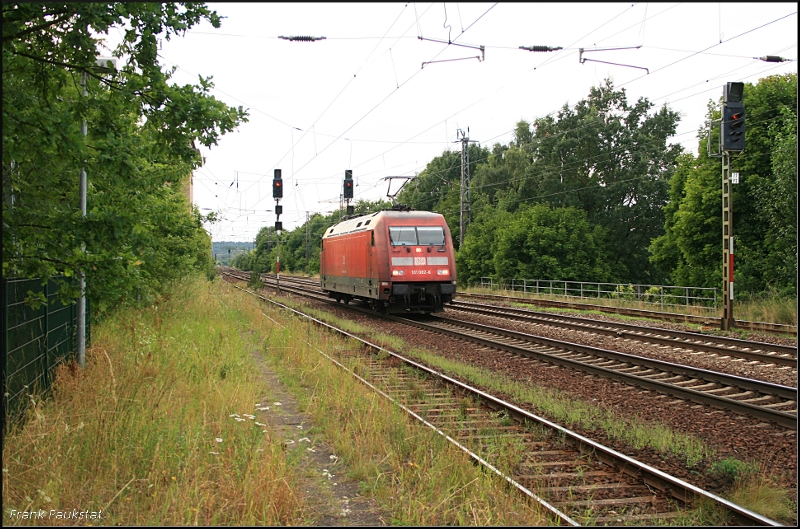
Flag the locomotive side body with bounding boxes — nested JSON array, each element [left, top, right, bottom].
[[320, 210, 457, 313]]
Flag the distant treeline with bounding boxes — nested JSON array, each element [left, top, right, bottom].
[[213, 242, 255, 265]]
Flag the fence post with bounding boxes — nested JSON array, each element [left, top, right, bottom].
[[43, 280, 50, 388], [2, 278, 8, 433]]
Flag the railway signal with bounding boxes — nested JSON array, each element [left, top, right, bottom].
[[343, 169, 354, 199], [273, 169, 283, 198], [722, 105, 745, 151], [273, 168, 283, 293]]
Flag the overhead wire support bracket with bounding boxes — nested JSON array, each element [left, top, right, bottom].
[[579, 45, 649, 74], [418, 36, 485, 68], [278, 35, 326, 42]]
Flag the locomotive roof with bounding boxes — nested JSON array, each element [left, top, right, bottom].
[[323, 210, 444, 239]]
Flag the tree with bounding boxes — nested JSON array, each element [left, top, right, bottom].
[[455, 208, 513, 284], [651, 152, 721, 288], [491, 205, 613, 283], [749, 105, 797, 294], [649, 74, 797, 296], [457, 204, 613, 285], [3, 3, 247, 310], [524, 80, 682, 283]]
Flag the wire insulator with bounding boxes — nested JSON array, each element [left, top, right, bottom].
[[278, 35, 326, 42], [519, 45, 563, 52], [756, 55, 787, 63]]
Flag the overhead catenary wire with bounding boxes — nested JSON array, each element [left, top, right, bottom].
[[241, 3, 500, 216]]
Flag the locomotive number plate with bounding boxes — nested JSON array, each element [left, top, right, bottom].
[[411, 269, 431, 275]]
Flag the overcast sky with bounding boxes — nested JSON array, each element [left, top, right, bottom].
[[142, 2, 796, 242]]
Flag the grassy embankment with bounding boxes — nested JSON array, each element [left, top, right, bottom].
[[2, 276, 549, 526]]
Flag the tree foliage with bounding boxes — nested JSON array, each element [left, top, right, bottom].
[[3, 3, 247, 310], [457, 204, 612, 285], [649, 73, 797, 296]]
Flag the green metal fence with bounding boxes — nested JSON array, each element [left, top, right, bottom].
[[2, 277, 89, 432]]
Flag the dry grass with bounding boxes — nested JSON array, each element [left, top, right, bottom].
[[2, 277, 306, 525]]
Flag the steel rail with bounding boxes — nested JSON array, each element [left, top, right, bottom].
[[450, 300, 798, 366], [222, 271, 797, 427]]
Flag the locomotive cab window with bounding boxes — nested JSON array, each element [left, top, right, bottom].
[[389, 226, 417, 246], [389, 226, 446, 246], [417, 226, 445, 246]]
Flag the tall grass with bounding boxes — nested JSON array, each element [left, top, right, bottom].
[[2, 277, 305, 525], [734, 291, 798, 326]]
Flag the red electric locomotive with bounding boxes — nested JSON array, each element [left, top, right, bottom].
[[320, 207, 457, 313]]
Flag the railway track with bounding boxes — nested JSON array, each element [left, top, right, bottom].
[[456, 291, 798, 337], [222, 274, 783, 526], [448, 300, 797, 368], [395, 315, 798, 430], [222, 269, 798, 428]]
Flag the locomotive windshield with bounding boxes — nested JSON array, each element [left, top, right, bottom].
[[417, 226, 445, 245], [389, 226, 445, 246]]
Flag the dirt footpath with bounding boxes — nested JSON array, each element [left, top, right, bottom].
[[245, 331, 388, 526]]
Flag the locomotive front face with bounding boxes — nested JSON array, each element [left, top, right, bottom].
[[387, 225, 452, 280], [382, 219, 457, 312]]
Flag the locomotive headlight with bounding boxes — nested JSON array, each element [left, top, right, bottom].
[[392, 269, 404, 276], [437, 269, 450, 276]]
